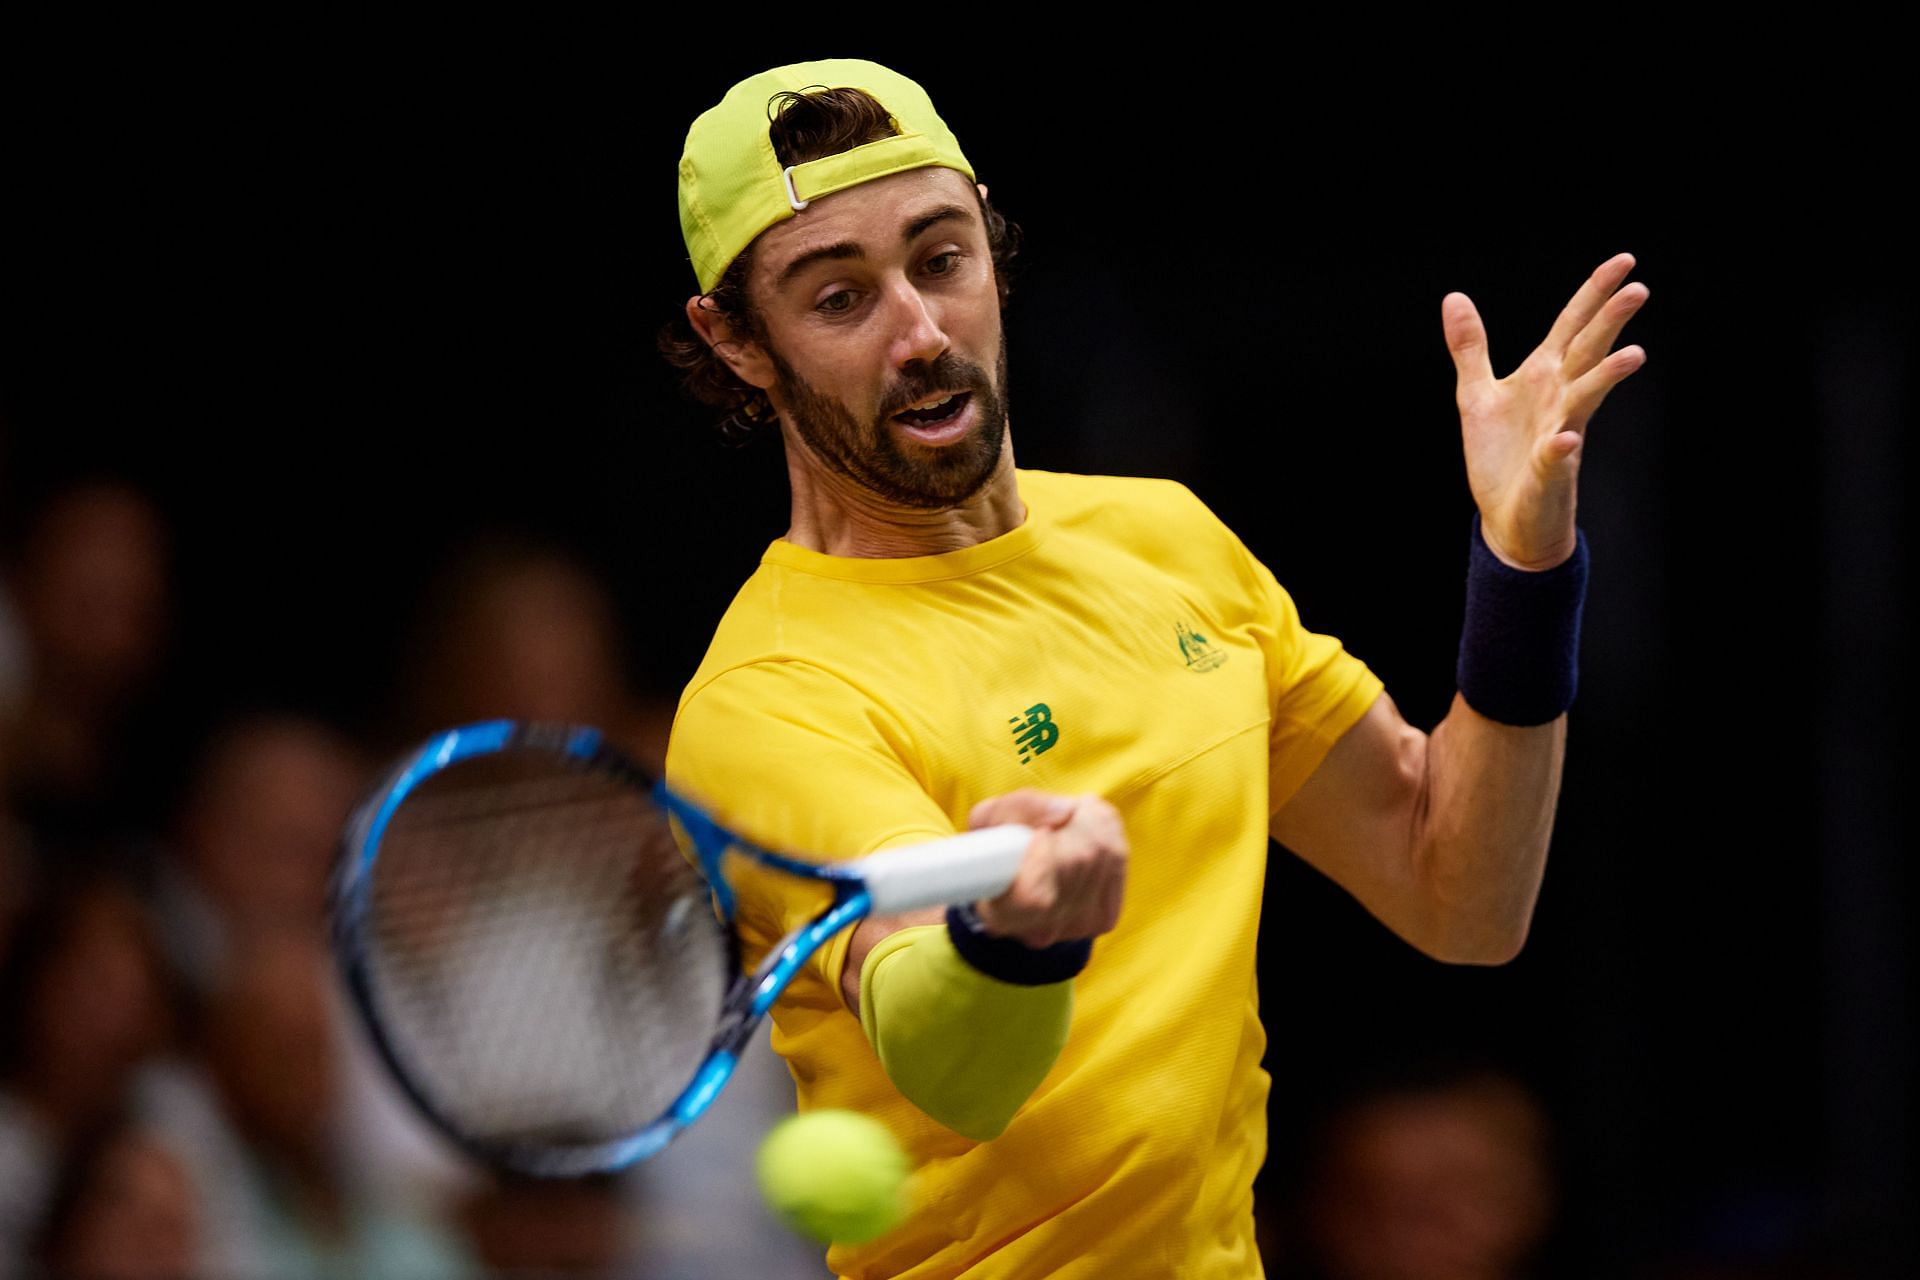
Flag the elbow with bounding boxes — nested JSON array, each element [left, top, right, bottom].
[[1411, 837, 1539, 966], [1420, 913, 1531, 966], [911, 1090, 1017, 1143], [1410, 876, 1534, 965], [882, 996, 1067, 1140], [1465, 923, 1530, 966]]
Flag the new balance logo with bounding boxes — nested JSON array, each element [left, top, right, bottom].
[[1009, 704, 1059, 763]]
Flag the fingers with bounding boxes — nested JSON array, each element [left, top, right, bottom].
[[969, 788, 1073, 831], [1537, 430, 1583, 465], [1564, 280, 1650, 381], [972, 792, 1128, 948], [1442, 292, 1494, 394], [1542, 252, 1637, 356], [1564, 344, 1647, 432]]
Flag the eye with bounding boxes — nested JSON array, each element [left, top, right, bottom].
[[816, 289, 857, 314], [923, 252, 959, 276]]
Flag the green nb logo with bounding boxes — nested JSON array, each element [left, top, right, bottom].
[[1009, 704, 1059, 763]]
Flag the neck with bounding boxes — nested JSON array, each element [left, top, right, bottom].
[[780, 426, 1025, 558]]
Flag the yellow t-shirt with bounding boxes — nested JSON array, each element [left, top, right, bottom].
[[666, 470, 1382, 1279]]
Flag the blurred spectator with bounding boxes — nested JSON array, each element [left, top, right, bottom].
[[3, 481, 170, 862], [0, 876, 173, 1270], [626, 1021, 830, 1280], [392, 541, 820, 1275], [155, 715, 367, 984], [150, 712, 475, 1218], [0, 813, 28, 966], [399, 539, 669, 768], [139, 931, 473, 1279], [32, 1114, 199, 1280], [459, 1176, 633, 1278], [0, 566, 27, 732], [1272, 1065, 1555, 1280]]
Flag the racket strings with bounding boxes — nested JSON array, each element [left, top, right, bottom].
[[359, 763, 728, 1147]]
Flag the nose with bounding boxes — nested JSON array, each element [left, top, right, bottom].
[[882, 277, 949, 369]]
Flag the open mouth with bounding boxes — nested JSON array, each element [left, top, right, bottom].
[[891, 391, 972, 431]]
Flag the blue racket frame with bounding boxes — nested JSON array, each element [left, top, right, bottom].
[[331, 719, 880, 1177]]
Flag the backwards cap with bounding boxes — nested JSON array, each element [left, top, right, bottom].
[[678, 59, 976, 293]]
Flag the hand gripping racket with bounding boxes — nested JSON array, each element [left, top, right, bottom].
[[330, 720, 1030, 1177]]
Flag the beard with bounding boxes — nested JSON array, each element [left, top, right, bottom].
[[769, 340, 1010, 510]]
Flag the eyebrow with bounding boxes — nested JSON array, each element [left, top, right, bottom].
[[774, 202, 978, 292]]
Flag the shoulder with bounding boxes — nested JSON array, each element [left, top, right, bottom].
[[674, 556, 844, 712], [1019, 468, 1220, 531], [1021, 469, 1254, 586], [681, 559, 784, 670], [671, 657, 925, 787], [665, 658, 950, 863], [1021, 469, 1235, 554], [675, 657, 881, 742]]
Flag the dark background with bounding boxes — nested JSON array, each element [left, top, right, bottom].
[[4, 32, 1912, 1275]]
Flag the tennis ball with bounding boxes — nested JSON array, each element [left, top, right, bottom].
[[756, 1109, 910, 1244]]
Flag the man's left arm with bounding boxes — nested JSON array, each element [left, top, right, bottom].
[[1272, 690, 1561, 964], [1272, 253, 1648, 965]]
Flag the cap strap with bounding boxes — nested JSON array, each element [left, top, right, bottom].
[[785, 133, 968, 210]]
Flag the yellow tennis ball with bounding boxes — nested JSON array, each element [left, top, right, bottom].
[[756, 1109, 910, 1244]]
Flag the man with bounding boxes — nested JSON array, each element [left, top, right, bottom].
[[663, 59, 1645, 1279]]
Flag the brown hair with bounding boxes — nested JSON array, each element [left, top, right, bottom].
[[658, 86, 1020, 444]]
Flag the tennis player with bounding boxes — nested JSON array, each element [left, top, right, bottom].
[[662, 59, 1644, 1279]]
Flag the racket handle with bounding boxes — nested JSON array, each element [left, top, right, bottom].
[[856, 824, 1033, 915]]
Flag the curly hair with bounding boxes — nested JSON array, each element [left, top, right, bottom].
[[659, 86, 1020, 444]]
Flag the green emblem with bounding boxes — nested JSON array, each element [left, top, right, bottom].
[[1008, 704, 1059, 763], [1175, 621, 1227, 672]]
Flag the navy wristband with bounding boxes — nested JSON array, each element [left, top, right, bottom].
[[1456, 515, 1589, 726], [945, 904, 1092, 986]]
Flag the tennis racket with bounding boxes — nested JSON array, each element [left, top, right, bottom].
[[330, 719, 1030, 1177]]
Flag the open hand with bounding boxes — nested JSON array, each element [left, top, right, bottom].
[[1444, 253, 1649, 570]]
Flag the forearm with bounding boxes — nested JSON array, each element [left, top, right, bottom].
[[1278, 252, 1638, 964], [1414, 693, 1566, 963], [1271, 518, 1584, 964], [858, 922, 1076, 1140], [837, 790, 1123, 1138], [1405, 505, 1586, 961]]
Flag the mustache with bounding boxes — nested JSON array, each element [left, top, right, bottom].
[[878, 354, 991, 418]]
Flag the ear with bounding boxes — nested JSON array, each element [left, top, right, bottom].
[[684, 294, 777, 391], [977, 182, 990, 202]]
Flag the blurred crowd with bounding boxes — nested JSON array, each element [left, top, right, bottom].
[[0, 478, 767, 1279]]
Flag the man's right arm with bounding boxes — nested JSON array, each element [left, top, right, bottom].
[[839, 789, 1128, 1139]]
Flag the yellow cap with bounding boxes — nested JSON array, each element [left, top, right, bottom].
[[678, 59, 976, 293]]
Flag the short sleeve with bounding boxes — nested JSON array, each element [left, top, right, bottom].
[[666, 660, 956, 1000], [1227, 536, 1384, 812]]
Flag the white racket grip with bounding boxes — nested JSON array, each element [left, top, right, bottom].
[[854, 824, 1034, 915]]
